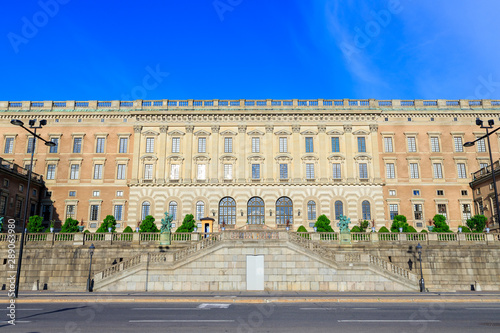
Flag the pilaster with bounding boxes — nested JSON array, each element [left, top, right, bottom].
[[265, 125, 274, 182], [184, 125, 194, 183], [210, 125, 220, 182], [131, 125, 142, 182], [238, 125, 247, 182], [292, 125, 301, 182]]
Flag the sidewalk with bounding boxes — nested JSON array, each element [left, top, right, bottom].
[[2, 291, 500, 304]]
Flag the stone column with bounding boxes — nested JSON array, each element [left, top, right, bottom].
[[157, 126, 168, 183], [184, 125, 194, 183], [265, 125, 274, 182], [238, 125, 247, 182], [210, 125, 220, 182], [131, 125, 142, 182], [369, 124, 381, 183], [292, 125, 301, 182], [344, 124, 354, 182], [318, 125, 328, 182]]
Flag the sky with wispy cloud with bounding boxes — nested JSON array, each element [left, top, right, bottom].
[[1, 0, 499, 100]]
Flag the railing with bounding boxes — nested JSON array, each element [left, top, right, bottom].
[[225, 231, 280, 240], [319, 233, 338, 241], [54, 233, 74, 241], [351, 233, 370, 242], [406, 233, 427, 242], [368, 254, 417, 282], [171, 233, 192, 242], [464, 233, 486, 241], [0, 156, 43, 182], [140, 233, 161, 242], [85, 233, 106, 242], [112, 233, 133, 242], [437, 233, 458, 241], [25, 233, 47, 242], [472, 160, 500, 181], [174, 233, 222, 262], [379, 233, 399, 241]]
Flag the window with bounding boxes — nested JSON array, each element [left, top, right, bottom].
[[252, 164, 260, 179], [117, 164, 126, 180], [306, 163, 315, 179], [93, 164, 103, 180], [437, 190, 444, 196], [457, 163, 467, 178], [252, 137, 260, 153], [114, 205, 123, 221], [219, 197, 236, 225], [0, 195, 7, 215], [66, 205, 76, 219], [172, 137, 180, 153], [389, 190, 396, 196], [144, 164, 153, 180], [307, 201, 316, 220], [389, 204, 398, 220], [413, 204, 423, 220], [19, 184, 24, 192], [276, 196, 293, 225], [27, 137, 35, 153], [384, 137, 393, 152], [433, 163, 443, 179], [407, 137, 416, 152], [96, 137, 105, 153], [331, 137, 340, 152], [197, 164, 206, 180], [279, 164, 288, 179], [224, 137, 233, 153], [46, 164, 56, 180], [386, 163, 395, 179], [4, 137, 14, 154], [357, 137, 366, 152], [93, 190, 100, 197], [334, 201, 343, 220], [461, 190, 468, 196], [146, 137, 155, 153], [462, 204, 472, 221], [69, 191, 76, 197], [413, 190, 420, 196], [247, 197, 265, 224], [305, 137, 314, 153], [169, 201, 177, 220], [480, 163, 489, 170], [119, 137, 128, 153], [224, 164, 233, 180], [362, 201, 371, 220], [73, 137, 82, 153], [15, 199, 23, 218], [279, 137, 287, 153], [90, 205, 99, 221], [332, 163, 341, 179], [49, 138, 58, 153], [70, 165, 79, 179], [141, 202, 150, 220], [116, 190, 123, 197], [198, 137, 206, 153], [196, 201, 205, 220], [410, 163, 419, 179], [437, 204, 447, 219], [454, 137, 463, 152], [430, 137, 440, 152], [170, 164, 180, 180], [359, 163, 368, 179], [477, 139, 486, 152]]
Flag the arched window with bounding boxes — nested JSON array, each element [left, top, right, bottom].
[[335, 200, 343, 220], [168, 201, 178, 220], [219, 197, 236, 225], [196, 201, 205, 220], [276, 196, 293, 225], [141, 201, 151, 221], [362, 200, 371, 220], [247, 197, 265, 224], [307, 200, 316, 221]]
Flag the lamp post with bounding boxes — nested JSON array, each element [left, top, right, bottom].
[[87, 243, 95, 292], [416, 243, 425, 292], [11, 119, 55, 298], [464, 118, 500, 229]]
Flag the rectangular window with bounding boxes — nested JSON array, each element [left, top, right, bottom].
[[413, 190, 420, 196], [197, 164, 206, 180], [49, 138, 58, 153], [386, 163, 395, 179], [407, 137, 417, 152], [433, 163, 443, 179], [224, 164, 233, 179], [430, 137, 440, 152], [66, 205, 76, 219], [410, 163, 419, 179], [46, 164, 56, 180], [144, 164, 153, 179], [389, 204, 398, 220], [414, 204, 423, 220], [462, 204, 471, 221], [252, 137, 260, 153], [480, 163, 488, 170], [454, 137, 464, 152], [15, 199, 23, 218], [357, 137, 366, 152], [389, 190, 396, 196], [27, 137, 35, 153], [224, 137, 233, 153], [93, 164, 103, 180], [252, 164, 260, 179], [170, 164, 180, 180], [359, 163, 368, 179], [457, 163, 467, 178], [96, 137, 105, 153], [146, 137, 155, 153], [69, 191, 76, 197], [4, 137, 14, 154], [114, 205, 123, 221], [93, 190, 100, 197], [70, 165, 79, 179], [119, 137, 128, 153], [90, 205, 99, 221], [172, 137, 180, 153], [117, 164, 126, 180], [280, 164, 288, 179], [73, 137, 82, 153], [198, 137, 206, 153], [305, 137, 314, 153], [332, 163, 341, 179], [0, 195, 7, 215], [384, 137, 393, 152], [331, 137, 340, 152], [477, 138, 486, 152], [437, 190, 444, 196], [279, 137, 287, 153], [306, 163, 315, 179], [116, 191, 123, 197], [437, 204, 447, 219]]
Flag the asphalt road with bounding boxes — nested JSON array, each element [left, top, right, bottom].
[[2, 302, 500, 332]]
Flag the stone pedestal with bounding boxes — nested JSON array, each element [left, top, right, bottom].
[[340, 233, 351, 245], [160, 232, 171, 245]]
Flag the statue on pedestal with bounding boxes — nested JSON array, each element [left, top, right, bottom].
[[338, 215, 352, 245], [160, 211, 173, 245], [0, 216, 4, 232]]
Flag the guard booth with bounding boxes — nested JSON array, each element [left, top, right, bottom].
[[200, 217, 215, 234]]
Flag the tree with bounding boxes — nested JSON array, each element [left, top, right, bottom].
[[458, 225, 471, 233], [96, 215, 117, 233], [378, 226, 390, 233], [466, 214, 487, 233], [139, 215, 159, 233], [359, 220, 370, 232], [432, 214, 451, 233], [176, 214, 196, 233], [297, 225, 308, 232], [390, 215, 412, 232], [314, 214, 334, 232], [27, 215, 44, 233], [60, 217, 80, 233], [123, 226, 134, 233]]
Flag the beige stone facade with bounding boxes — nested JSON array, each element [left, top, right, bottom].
[[1, 99, 499, 231]]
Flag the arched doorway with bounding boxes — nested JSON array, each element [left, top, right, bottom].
[[276, 196, 293, 225], [247, 197, 265, 224]]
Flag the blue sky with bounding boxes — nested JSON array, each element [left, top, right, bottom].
[[1, 0, 500, 101]]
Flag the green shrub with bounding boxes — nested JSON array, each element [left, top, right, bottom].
[[60, 217, 80, 233], [350, 226, 362, 232], [466, 215, 487, 233], [421, 229, 428, 233], [176, 214, 196, 233], [431, 214, 451, 233], [297, 225, 308, 232], [360, 220, 370, 232], [139, 215, 159, 233], [84, 230, 90, 234], [27, 215, 44, 233], [314, 215, 334, 232], [123, 226, 134, 233], [458, 225, 471, 233], [96, 215, 117, 233], [390, 215, 412, 232], [378, 226, 390, 233], [407, 225, 417, 233]]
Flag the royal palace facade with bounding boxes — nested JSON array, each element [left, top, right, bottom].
[[1, 99, 499, 232]]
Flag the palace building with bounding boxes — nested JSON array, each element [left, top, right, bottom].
[[0, 99, 499, 232]]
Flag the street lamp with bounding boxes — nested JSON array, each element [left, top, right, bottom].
[[464, 118, 500, 229], [87, 243, 95, 292], [11, 119, 55, 298], [416, 243, 425, 292]]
